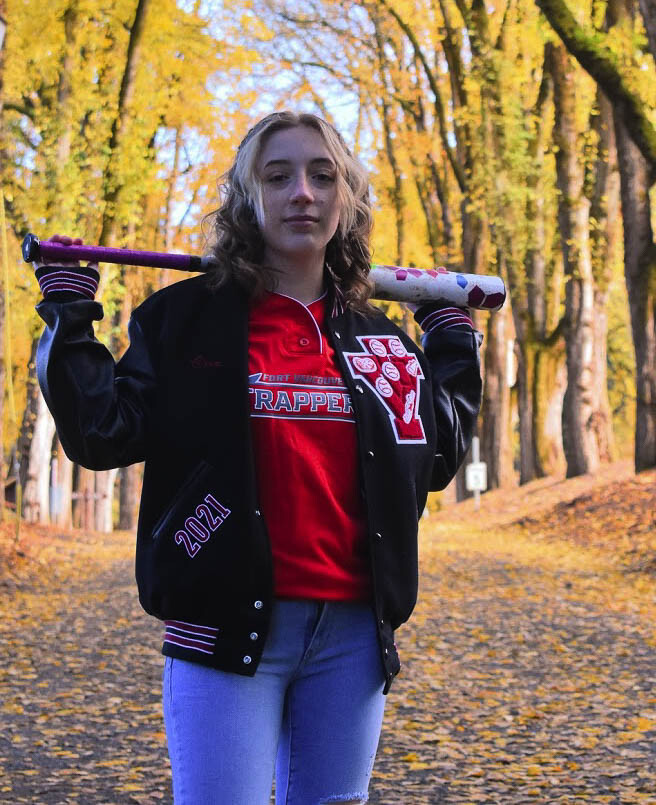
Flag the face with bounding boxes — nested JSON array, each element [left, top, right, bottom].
[[256, 125, 342, 269]]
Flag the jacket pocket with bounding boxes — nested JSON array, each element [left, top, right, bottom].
[[151, 460, 232, 559]]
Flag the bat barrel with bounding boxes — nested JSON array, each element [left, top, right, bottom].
[[370, 265, 506, 311]]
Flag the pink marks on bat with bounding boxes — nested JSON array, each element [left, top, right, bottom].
[[482, 292, 506, 309], [467, 285, 506, 310], [468, 285, 485, 307], [377, 264, 450, 281], [393, 268, 432, 281]]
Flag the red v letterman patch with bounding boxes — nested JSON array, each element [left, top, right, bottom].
[[343, 335, 427, 444]]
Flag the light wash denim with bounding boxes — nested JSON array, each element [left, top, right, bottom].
[[162, 599, 388, 804]]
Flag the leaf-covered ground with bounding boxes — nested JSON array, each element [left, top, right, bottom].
[[1, 460, 655, 803]]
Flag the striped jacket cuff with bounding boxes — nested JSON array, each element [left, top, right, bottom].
[[163, 620, 219, 655], [35, 264, 99, 300], [414, 304, 474, 333]]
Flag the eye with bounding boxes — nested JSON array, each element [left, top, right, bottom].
[[266, 173, 288, 184], [314, 172, 336, 183]]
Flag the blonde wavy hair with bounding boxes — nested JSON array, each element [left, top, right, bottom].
[[203, 111, 374, 312]]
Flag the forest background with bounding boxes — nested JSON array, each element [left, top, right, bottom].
[[0, 0, 655, 532]]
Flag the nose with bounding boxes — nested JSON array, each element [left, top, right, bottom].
[[290, 172, 314, 203]]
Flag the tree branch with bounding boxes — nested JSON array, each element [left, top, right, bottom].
[[536, 0, 656, 182], [376, 0, 467, 192], [638, 0, 656, 65]]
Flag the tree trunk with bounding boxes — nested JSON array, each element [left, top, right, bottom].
[[95, 469, 119, 532], [614, 116, 656, 470], [516, 331, 567, 483], [589, 89, 620, 463], [18, 339, 39, 490], [550, 42, 599, 477], [533, 344, 567, 477], [590, 286, 615, 463], [516, 339, 537, 484], [52, 437, 73, 528], [454, 207, 487, 501], [0, 216, 5, 519], [0, 1, 7, 518], [480, 295, 512, 489], [119, 465, 139, 530], [22, 392, 56, 524], [74, 466, 95, 532], [509, 51, 567, 484]]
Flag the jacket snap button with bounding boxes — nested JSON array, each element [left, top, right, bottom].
[[299, 337, 310, 347], [375, 532, 382, 540], [367, 450, 375, 458], [335, 332, 341, 339], [250, 632, 258, 641], [243, 655, 252, 664], [356, 385, 364, 393], [385, 648, 389, 655], [254, 600, 263, 609], [255, 509, 261, 517]]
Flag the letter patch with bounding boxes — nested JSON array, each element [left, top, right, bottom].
[[174, 493, 231, 558], [344, 336, 426, 444], [249, 373, 355, 423]]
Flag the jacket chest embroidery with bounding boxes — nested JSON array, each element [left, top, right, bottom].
[[174, 493, 231, 558], [191, 354, 223, 369], [343, 335, 427, 444]]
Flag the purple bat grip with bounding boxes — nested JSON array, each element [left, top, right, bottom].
[[23, 234, 203, 272]]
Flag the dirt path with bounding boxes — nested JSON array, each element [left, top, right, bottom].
[[1, 465, 655, 803]]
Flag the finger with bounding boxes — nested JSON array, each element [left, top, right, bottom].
[[41, 234, 80, 265]]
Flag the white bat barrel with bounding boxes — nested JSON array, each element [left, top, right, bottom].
[[371, 265, 506, 311]]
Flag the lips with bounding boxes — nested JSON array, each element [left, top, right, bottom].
[[285, 216, 318, 223]]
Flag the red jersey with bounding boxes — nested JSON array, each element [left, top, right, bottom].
[[248, 291, 371, 601]]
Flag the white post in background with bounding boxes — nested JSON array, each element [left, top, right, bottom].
[[465, 436, 488, 510]]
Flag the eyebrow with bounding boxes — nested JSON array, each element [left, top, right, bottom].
[[263, 157, 336, 169]]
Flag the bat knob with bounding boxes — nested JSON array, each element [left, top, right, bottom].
[[22, 233, 40, 263]]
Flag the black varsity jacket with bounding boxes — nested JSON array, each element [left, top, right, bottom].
[[36, 274, 482, 693]]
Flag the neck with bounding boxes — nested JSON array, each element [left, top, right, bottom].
[[268, 253, 326, 305]]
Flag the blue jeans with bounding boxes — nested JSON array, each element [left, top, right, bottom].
[[162, 599, 388, 804]]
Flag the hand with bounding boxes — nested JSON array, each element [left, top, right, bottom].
[[34, 234, 100, 300]]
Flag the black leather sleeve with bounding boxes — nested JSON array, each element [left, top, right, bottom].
[[422, 327, 483, 491], [35, 299, 156, 470]]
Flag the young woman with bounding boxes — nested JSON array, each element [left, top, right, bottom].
[[34, 111, 482, 804]]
